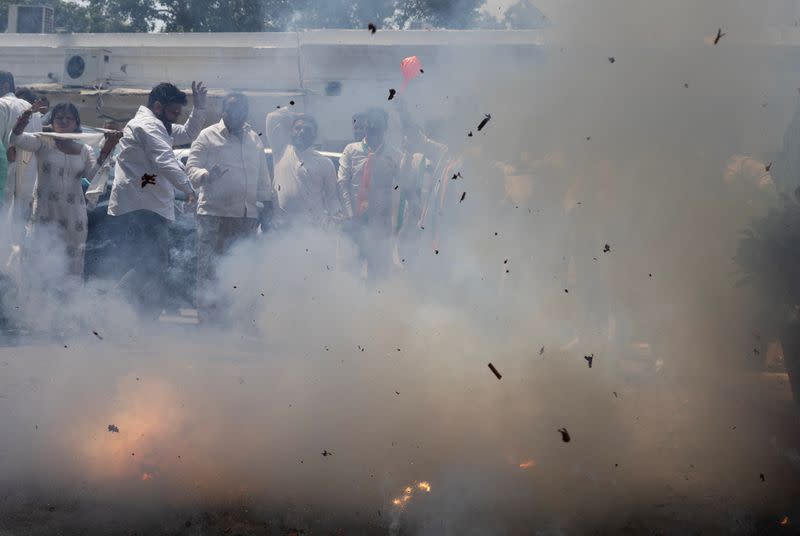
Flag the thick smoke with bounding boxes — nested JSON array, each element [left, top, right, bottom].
[[2, 1, 800, 534]]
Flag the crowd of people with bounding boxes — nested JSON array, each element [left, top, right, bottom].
[[0, 70, 480, 326]]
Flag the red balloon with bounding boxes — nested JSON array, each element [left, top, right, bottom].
[[400, 56, 423, 92]]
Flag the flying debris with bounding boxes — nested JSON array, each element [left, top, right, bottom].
[[539, 346, 545, 355], [467, 131, 473, 137], [459, 192, 466, 203], [608, 57, 616, 64], [713, 28, 726, 45], [451, 172, 462, 180], [760, 473, 766, 482], [684, 83, 689, 88], [92, 331, 103, 340], [477, 114, 491, 132], [388, 88, 396, 101], [108, 424, 119, 433], [321, 450, 333, 457], [488, 362, 502, 380], [603, 244, 611, 253], [368, 23, 377, 34], [766, 162, 773, 172], [584, 354, 594, 368], [558, 428, 571, 442], [289, 100, 295, 106]]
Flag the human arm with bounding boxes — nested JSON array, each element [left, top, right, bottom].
[[139, 122, 194, 195], [97, 131, 122, 168], [337, 147, 355, 218], [9, 105, 44, 153], [256, 139, 273, 203], [185, 130, 212, 189], [320, 157, 341, 220], [171, 81, 208, 146]]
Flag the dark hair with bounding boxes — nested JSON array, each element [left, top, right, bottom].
[[0, 71, 15, 94], [293, 113, 318, 134], [14, 87, 36, 104], [50, 102, 81, 133], [363, 107, 389, 131], [147, 82, 188, 108], [222, 92, 248, 113]]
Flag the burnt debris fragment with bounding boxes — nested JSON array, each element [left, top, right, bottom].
[[459, 192, 466, 203], [388, 88, 396, 101], [584, 354, 594, 368], [108, 424, 119, 433], [714, 28, 726, 45], [488, 362, 502, 380], [321, 450, 333, 457], [477, 114, 491, 132], [603, 244, 611, 253], [92, 331, 103, 340], [558, 428, 571, 442], [608, 57, 616, 63], [368, 23, 377, 34]]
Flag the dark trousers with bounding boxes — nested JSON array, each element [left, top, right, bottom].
[[113, 210, 170, 318], [196, 214, 259, 323]]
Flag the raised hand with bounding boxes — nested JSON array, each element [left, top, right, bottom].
[[191, 81, 208, 110], [12, 106, 36, 135]]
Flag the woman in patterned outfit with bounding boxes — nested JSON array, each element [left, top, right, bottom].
[[10, 102, 121, 277]]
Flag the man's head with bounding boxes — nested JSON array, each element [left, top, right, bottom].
[[14, 87, 35, 104], [221, 92, 249, 134], [147, 83, 188, 132], [0, 71, 15, 96], [291, 114, 318, 151], [50, 102, 81, 134], [363, 107, 388, 148], [352, 112, 367, 142]]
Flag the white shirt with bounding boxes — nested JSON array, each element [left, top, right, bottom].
[[186, 120, 272, 218], [0, 92, 41, 227], [108, 105, 206, 221], [266, 109, 338, 225]]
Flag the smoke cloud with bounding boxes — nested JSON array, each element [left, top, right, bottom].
[[2, 1, 800, 534]]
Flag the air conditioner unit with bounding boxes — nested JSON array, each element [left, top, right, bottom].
[[6, 5, 54, 33], [62, 49, 111, 88]]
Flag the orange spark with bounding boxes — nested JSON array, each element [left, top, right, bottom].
[[519, 459, 536, 469]]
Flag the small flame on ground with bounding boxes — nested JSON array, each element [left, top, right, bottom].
[[391, 480, 431, 509], [780, 516, 789, 526], [519, 459, 536, 469]]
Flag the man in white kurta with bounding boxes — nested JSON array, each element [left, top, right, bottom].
[[108, 81, 207, 317], [187, 93, 271, 323], [266, 107, 339, 228], [0, 71, 41, 237]]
